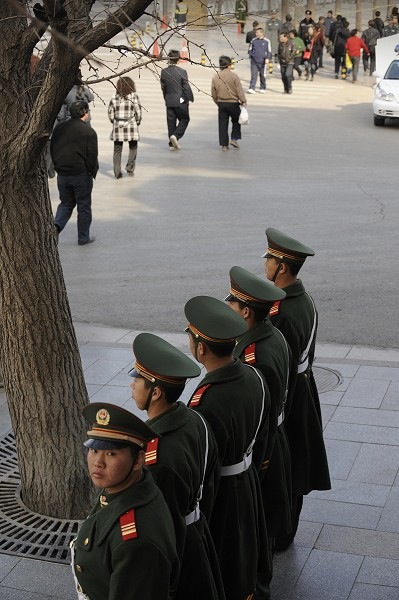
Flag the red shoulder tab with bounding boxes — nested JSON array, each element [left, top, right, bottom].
[[145, 438, 159, 466], [120, 509, 137, 541], [244, 342, 256, 364], [189, 384, 211, 407], [269, 300, 281, 317]]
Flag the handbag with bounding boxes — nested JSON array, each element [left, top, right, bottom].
[[239, 105, 249, 125]]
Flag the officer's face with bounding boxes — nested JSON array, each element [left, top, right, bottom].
[[130, 376, 149, 411], [226, 300, 245, 318], [265, 256, 279, 281], [87, 447, 135, 490]]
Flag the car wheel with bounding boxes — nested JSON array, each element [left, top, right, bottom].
[[374, 115, 385, 126]]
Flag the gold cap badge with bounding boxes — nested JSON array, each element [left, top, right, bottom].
[[96, 409, 110, 426]]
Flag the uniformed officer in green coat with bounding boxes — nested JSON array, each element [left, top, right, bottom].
[[225, 266, 294, 549], [129, 332, 225, 600], [73, 403, 179, 600], [185, 295, 271, 600], [263, 227, 331, 549]]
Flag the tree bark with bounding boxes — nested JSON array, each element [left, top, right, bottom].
[[0, 0, 153, 519]]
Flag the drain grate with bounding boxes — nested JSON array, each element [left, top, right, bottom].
[[0, 432, 80, 564], [313, 366, 342, 393]]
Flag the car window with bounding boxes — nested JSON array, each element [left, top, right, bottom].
[[385, 61, 399, 79]]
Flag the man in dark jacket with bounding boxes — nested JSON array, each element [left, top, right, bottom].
[[263, 228, 331, 549], [160, 49, 194, 150], [299, 9, 315, 39], [130, 333, 225, 600], [248, 28, 272, 93], [277, 32, 296, 93], [51, 100, 98, 245], [362, 20, 380, 75]]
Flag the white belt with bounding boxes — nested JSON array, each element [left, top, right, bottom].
[[185, 504, 200, 525], [277, 411, 284, 427], [220, 452, 253, 476], [297, 357, 309, 374]]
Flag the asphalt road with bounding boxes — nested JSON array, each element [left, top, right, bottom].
[[51, 26, 399, 349]]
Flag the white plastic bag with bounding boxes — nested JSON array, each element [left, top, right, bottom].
[[239, 105, 249, 125]]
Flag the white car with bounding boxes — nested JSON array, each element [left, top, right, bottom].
[[373, 58, 399, 126]]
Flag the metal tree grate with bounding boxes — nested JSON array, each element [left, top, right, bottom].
[[313, 366, 342, 393], [0, 432, 80, 564]]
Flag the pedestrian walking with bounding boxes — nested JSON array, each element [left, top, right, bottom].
[[248, 28, 272, 93], [246, 20, 259, 44], [362, 20, 380, 75], [160, 49, 194, 150], [51, 101, 98, 246], [299, 9, 315, 40], [57, 71, 94, 124], [108, 77, 142, 178], [277, 32, 296, 93], [289, 29, 305, 78], [72, 403, 179, 600], [345, 29, 369, 83], [211, 55, 247, 151], [130, 333, 225, 600]]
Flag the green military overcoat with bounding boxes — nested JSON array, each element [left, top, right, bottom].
[[188, 359, 270, 600], [146, 402, 225, 600], [269, 279, 331, 495], [74, 469, 179, 600], [234, 319, 293, 538]]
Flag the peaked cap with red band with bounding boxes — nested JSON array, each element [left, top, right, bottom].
[[129, 332, 200, 386], [263, 227, 315, 264], [185, 295, 248, 344], [82, 402, 158, 451], [225, 266, 286, 311]]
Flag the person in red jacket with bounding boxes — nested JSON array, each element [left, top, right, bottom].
[[345, 29, 369, 83]]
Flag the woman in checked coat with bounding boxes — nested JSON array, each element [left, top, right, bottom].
[[108, 77, 142, 179]]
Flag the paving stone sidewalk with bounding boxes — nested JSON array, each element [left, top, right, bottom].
[[0, 322, 398, 599]]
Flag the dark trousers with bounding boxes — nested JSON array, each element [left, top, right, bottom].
[[217, 102, 241, 146], [293, 56, 302, 76], [249, 60, 266, 90], [368, 49, 376, 75], [349, 56, 360, 81], [55, 173, 93, 244], [166, 103, 190, 143], [334, 53, 345, 74], [281, 63, 294, 92], [113, 140, 138, 176]]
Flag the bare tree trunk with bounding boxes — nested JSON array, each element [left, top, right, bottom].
[[0, 0, 154, 519], [335, 0, 342, 15]]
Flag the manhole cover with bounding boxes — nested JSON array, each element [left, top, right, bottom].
[[0, 432, 79, 564], [313, 366, 342, 393]]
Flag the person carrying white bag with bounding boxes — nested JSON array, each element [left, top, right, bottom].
[[211, 55, 248, 151]]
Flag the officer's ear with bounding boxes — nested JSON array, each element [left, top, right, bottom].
[[279, 262, 288, 274], [133, 450, 145, 471]]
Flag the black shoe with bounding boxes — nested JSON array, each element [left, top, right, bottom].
[[78, 236, 96, 246], [116, 173, 123, 179]]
